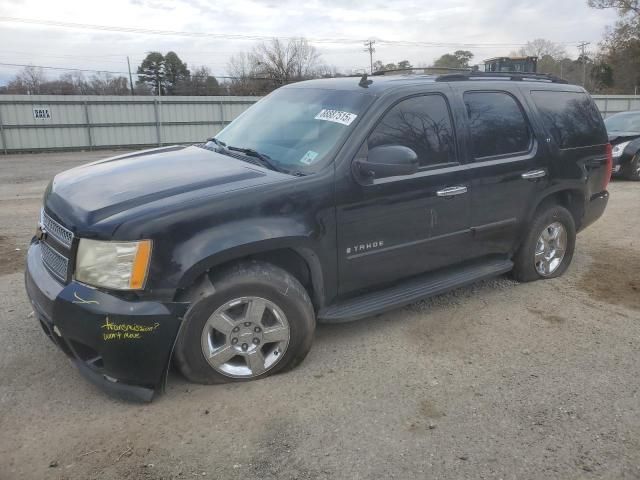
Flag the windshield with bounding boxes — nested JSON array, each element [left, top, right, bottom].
[[604, 112, 640, 133], [214, 87, 373, 173]]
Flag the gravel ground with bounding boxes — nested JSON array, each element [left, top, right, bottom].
[[0, 150, 639, 480]]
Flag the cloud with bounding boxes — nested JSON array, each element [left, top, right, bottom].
[[0, 0, 618, 84]]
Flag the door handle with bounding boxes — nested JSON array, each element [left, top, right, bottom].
[[521, 169, 546, 180], [436, 185, 468, 197]]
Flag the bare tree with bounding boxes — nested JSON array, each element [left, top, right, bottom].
[[226, 52, 269, 95], [518, 39, 567, 60], [587, 0, 640, 18], [7, 66, 47, 94], [249, 38, 323, 84], [226, 39, 323, 94]]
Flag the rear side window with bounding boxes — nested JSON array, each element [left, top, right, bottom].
[[368, 94, 456, 167], [531, 91, 607, 149], [463, 91, 531, 159]]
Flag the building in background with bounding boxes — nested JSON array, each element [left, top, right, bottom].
[[483, 56, 538, 73]]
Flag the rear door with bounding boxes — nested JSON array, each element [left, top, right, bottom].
[[453, 86, 549, 256]]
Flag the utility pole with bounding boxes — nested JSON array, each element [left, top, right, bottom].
[[577, 41, 590, 87], [363, 40, 376, 74], [126, 56, 135, 95]]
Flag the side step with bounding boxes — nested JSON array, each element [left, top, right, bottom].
[[318, 258, 513, 323]]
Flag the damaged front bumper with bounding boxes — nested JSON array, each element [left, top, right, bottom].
[[25, 241, 188, 402]]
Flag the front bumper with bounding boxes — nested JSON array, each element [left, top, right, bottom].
[[25, 241, 187, 402], [612, 149, 636, 175]]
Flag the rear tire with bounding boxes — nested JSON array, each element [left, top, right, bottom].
[[174, 261, 315, 384], [622, 153, 640, 181], [512, 205, 576, 282]]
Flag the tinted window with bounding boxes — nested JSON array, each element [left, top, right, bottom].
[[531, 91, 607, 148], [463, 91, 531, 159], [368, 95, 456, 167]]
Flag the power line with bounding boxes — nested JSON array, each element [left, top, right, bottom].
[[0, 61, 276, 81], [0, 16, 586, 48], [0, 62, 134, 76]]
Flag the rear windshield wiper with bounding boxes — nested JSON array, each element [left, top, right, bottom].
[[226, 145, 282, 173]]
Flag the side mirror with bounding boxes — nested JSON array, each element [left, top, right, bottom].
[[357, 145, 419, 179]]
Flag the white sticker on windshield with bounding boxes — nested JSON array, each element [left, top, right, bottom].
[[300, 150, 319, 165], [314, 109, 358, 126]]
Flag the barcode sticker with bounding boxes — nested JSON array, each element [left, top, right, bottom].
[[314, 109, 358, 126]]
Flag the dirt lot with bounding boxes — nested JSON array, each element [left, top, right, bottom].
[[1, 150, 639, 480]]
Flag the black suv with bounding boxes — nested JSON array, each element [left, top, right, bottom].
[[25, 72, 611, 401]]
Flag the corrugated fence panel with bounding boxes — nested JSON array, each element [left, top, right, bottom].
[[0, 94, 260, 153], [92, 125, 158, 147], [1, 94, 638, 153], [592, 95, 640, 118]]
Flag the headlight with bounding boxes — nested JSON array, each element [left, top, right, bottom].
[[75, 239, 152, 290], [612, 141, 631, 158]]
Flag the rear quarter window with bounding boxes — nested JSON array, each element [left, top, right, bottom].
[[531, 91, 607, 149]]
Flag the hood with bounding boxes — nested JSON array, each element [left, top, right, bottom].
[[608, 131, 640, 143], [45, 145, 285, 229]]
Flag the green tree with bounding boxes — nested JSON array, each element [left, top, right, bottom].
[[588, 0, 640, 92], [137, 52, 165, 95], [372, 60, 385, 72], [164, 51, 190, 94], [176, 66, 219, 95], [599, 22, 640, 92], [433, 50, 474, 69], [397, 60, 413, 70]]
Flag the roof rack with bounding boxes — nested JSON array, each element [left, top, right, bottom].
[[371, 67, 472, 76], [435, 71, 568, 84]]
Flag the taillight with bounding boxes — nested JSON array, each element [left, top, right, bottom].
[[603, 143, 613, 190]]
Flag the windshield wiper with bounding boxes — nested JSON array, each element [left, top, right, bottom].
[[226, 145, 282, 173], [204, 137, 226, 148]]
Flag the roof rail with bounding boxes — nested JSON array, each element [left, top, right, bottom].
[[435, 71, 568, 84], [372, 66, 472, 76]]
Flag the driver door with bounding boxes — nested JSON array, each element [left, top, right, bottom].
[[335, 93, 475, 295]]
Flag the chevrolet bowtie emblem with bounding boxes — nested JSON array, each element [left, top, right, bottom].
[[35, 223, 48, 241]]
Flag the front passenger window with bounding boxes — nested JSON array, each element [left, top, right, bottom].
[[368, 95, 457, 167]]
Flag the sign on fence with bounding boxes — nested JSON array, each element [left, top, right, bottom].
[[32, 107, 52, 120]]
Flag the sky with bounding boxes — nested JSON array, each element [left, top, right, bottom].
[[0, 0, 619, 85]]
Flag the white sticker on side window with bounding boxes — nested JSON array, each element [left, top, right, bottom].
[[314, 109, 357, 126], [299, 150, 319, 165]]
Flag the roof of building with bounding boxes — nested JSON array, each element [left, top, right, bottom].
[[484, 56, 539, 62]]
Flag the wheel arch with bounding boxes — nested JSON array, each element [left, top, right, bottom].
[[528, 187, 586, 231], [174, 242, 326, 310]]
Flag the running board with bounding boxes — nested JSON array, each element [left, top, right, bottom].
[[318, 258, 513, 323]]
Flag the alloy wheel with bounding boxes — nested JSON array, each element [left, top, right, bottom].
[[534, 221, 567, 276], [201, 297, 290, 378]]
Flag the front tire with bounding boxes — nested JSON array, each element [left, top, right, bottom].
[[512, 205, 576, 282], [622, 153, 640, 181], [174, 261, 315, 384]]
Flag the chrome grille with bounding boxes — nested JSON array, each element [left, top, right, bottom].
[[41, 241, 69, 281], [41, 210, 74, 248]]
